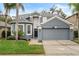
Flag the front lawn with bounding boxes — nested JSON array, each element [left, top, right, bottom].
[[0, 40, 44, 54]]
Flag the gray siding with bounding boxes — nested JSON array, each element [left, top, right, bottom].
[[42, 18, 69, 29], [69, 29, 74, 40], [11, 23, 32, 39], [38, 17, 73, 40]]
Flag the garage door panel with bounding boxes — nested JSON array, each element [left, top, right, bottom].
[[42, 29, 69, 40]]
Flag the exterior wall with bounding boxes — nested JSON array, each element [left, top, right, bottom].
[[38, 17, 73, 40], [38, 29, 42, 40], [11, 23, 33, 39], [66, 14, 78, 31], [31, 16, 42, 38], [32, 17, 42, 28], [69, 29, 74, 40], [0, 28, 9, 38], [42, 17, 69, 28], [11, 24, 15, 35]]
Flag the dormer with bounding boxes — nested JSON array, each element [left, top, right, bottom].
[[25, 17, 30, 21]]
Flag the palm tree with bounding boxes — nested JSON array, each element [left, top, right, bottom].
[[3, 3, 16, 39], [3, 3, 24, 40], [69, 3, 79, 39], [57, 8, 66, 18], [15, 3, 24, 40], [50, 5, 57, 13]]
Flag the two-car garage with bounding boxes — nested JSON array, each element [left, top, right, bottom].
[[41, 29, 69, 40], [38, 16, 73, 40]]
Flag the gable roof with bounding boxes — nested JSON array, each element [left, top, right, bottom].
[[12, 10, 67, 23], [41, 16, 73, 25]]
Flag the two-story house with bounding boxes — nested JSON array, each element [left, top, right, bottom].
[[10, 11, 73, 40]]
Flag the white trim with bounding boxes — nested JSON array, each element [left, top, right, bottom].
[[26, 24, 32, 35], [18, 24, 24, 32], [11, 24, 14, 35], [15, 24, 24, 32], [41, 16, 73, 25]]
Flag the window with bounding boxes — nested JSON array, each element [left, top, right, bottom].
[[18, 24, 24, 32], [26, 17, 30, 21], [26, 24, 32, 35], [11, 24, 15, 35]]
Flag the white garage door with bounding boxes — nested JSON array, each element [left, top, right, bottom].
[[42, 29, 69, 40]]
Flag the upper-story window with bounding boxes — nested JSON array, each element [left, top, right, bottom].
[[26, 17, 30, 21]]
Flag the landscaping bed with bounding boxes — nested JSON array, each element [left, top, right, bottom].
[[72, 38, 79, 44], [0, 40, 44, 55]]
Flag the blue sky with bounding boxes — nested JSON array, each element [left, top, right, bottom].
[[0, 3, 72, 17]]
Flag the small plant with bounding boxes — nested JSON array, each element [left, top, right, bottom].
[[18, 30, 24, 36], [11, 30, 25, 40]]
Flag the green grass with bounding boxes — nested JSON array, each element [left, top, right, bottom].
[[0, 40, 44, 54]]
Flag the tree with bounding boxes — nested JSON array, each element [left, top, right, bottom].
[[0, 15, 12, 23], [15, 3, 24, 40], [3, 3, 17, 39], [50, 5, 66, 18], [69, 3, 79, 39], [3, 3, 24, 40], [50, 5, 57, 13], [56, 8, 66, 18]]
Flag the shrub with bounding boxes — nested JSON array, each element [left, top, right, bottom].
[[74, 31, 78, 38], [12, 30, 25, 40], [7, 36, 15, 40]]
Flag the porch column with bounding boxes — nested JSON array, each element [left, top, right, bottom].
[[30, 16, 34, 38]]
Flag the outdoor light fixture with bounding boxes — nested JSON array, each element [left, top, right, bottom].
[[54, 26, 58, 28], [52, 26, 58, 29]]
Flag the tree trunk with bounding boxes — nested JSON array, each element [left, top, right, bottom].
[[5, 9, 8, 39], [78, 12, 79, 40], [15, 3, 19, 40]]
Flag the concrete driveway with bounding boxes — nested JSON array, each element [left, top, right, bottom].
[[43, 40, 79, 55]]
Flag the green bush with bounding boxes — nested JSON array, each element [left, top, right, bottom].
[[7, 36, 15, 40], [18, 31, 24, 36], [12, 30, 25, 40], [74, 31, 78, 38]]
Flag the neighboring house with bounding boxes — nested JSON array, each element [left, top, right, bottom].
[[10, 11, 74, 40], [66, 13, 78, 31], [0, 21, 10, 38]]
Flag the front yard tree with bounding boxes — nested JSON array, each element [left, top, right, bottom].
[[16, 3, 24, 40], [50, 5, 57, 13], [69, 3, 79, 39], [3, 3, 16, 39]]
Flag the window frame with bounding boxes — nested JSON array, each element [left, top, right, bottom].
[[26, 24, 32, 35], [18, 24, 24, 32]]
